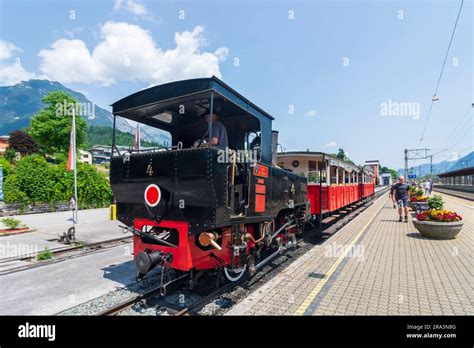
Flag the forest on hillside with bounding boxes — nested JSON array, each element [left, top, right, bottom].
[[86, 125, 163, 148]]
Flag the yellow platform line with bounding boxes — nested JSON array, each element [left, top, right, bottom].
[[294, 196, 388, 316], [442, 196, 473, 209]]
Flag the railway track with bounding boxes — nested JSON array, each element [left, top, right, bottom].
[[97, 276, 239, 316], [97, 188, 390, 317], [0, 236, 132, 275], [432, 187, 474, 201]]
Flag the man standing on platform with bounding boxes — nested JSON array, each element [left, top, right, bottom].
[[391, 176, 410, 223], [424, 180, 431, 196], [389, 183, 396, 209]]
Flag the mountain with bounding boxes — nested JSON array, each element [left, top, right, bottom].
[[0, 79, 170, 144], [447, 151, 474, 171], [397, 151, 474, 177]]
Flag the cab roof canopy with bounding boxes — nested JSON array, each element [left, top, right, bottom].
[[111, 76, 274, 163]]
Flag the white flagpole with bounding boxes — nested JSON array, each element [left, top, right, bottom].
[[138, 124, 140, 151], [135, 123, 140, 153], [72, 107, 78, 225]]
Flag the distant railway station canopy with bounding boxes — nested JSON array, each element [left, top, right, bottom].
[[111, 76, 274, 163], [438, 166, 474, 186]]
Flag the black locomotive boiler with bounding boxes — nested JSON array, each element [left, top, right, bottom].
[[109, 77, 308, 289]]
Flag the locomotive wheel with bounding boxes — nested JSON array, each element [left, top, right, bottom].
[[223, 266, 247, 282]]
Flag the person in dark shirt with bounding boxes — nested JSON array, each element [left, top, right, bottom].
[[391, 176, 410, 222], [389, 183, 396, 209], [193, 113, 229, 149]]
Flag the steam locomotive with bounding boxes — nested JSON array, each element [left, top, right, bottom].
[[109, 77, 374, 291]]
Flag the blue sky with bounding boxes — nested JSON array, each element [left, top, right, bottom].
[[0, 0, 472, 169]]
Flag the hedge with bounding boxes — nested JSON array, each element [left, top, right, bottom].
[[3, 154, 113, 208]]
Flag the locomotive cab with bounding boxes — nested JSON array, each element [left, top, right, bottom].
[[109, 77, 307, 285]]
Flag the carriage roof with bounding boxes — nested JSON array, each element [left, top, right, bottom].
[[277, 151, 362, 173]]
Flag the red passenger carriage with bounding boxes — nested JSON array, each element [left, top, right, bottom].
[[277, 152, 375, 219]]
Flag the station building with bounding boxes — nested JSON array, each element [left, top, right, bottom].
[[437, 166, 474, 193]]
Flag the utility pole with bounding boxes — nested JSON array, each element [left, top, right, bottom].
[[429, 149, 447, 177], [404, 148, 430, 180], [404, 149, 408, 179], [430, 155, 433, 177]]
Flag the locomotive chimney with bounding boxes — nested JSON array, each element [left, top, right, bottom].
[[271, 130, 279, 166]]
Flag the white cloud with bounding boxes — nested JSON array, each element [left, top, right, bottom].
[[64, 26, 84, 39], [113, 0, 152, 20], [305, 109, 317, 117], [0, 62, 36, 86], [324, 141, 337, 148], [39, 38, 109, 85], [214, 47, 229, 62], [0, 40, 20, 60], [38, 22, 229, 86], [0, 40, 36, 86]]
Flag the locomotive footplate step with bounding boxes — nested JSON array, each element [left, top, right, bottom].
[[227, 194, 473, 316]]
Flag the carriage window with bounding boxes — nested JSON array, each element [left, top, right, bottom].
[[308, 160, 327, 184], [330, 167, 337, 184]]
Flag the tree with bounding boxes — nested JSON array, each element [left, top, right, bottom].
[[29, 91, 87, 154], [86, 125, 163, 148], [335, 148, 355, 165], [336, 148, 346, 160], [8, 130, 39, 155], [380, 165, 397, 180]]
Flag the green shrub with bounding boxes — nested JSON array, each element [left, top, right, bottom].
[[3, 154, 113, 208], [413, 188, 424, 197], [37, 247, 53, 261], [3, 174, 28, 204], [427, 194, 444, 210], [1, 217, 22, 229], [76, 163, 113, 208], [51, 162, 113, 208], [15, 154, 54, 203], [5, 148, 16, 162], [0, 157, 13, 177]]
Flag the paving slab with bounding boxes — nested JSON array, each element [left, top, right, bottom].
[[227, 192, 473, 315], [0, 208, 122, 259], [0, 245, 135, 315]]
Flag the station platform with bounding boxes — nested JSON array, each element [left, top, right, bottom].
[[227, 192, 473, 315]]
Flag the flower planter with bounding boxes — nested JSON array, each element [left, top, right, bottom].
[[412, 202, 430, 214], [413, 220, 463, 239]]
